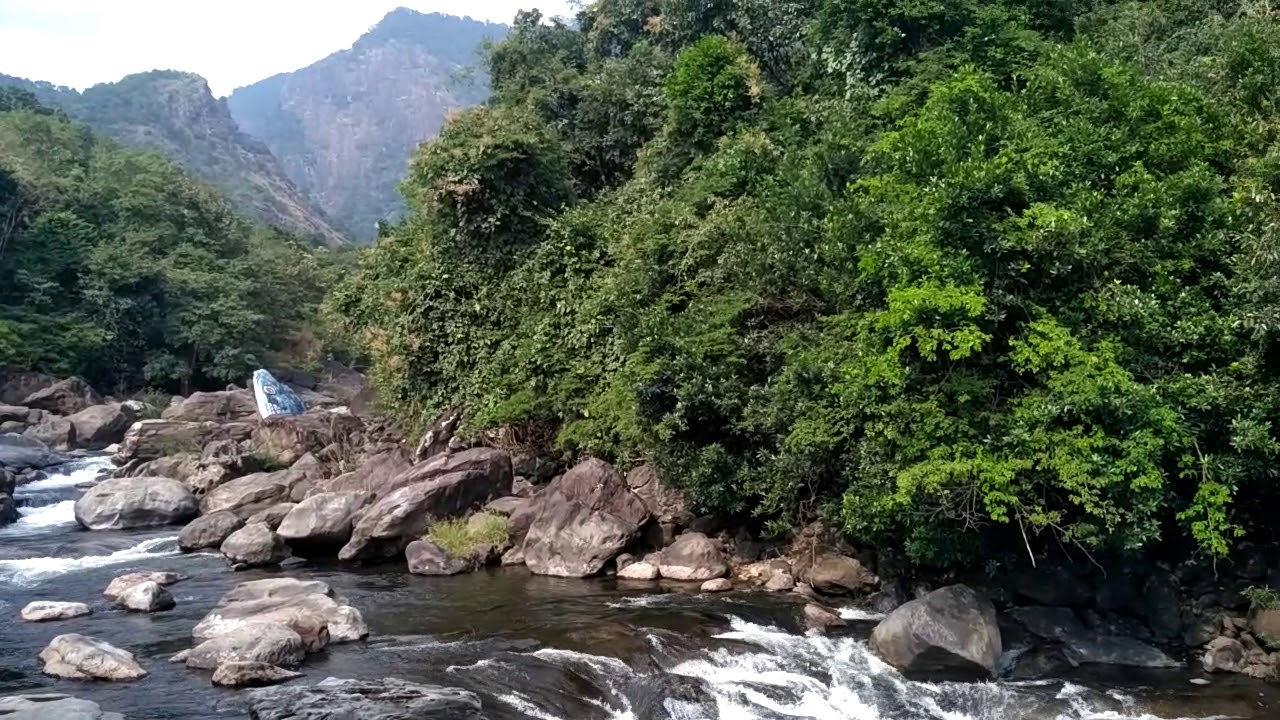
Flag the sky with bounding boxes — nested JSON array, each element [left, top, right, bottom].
[[0, 0, 576, 96]]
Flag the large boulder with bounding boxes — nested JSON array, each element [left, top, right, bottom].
[[162, 389, 258, 423], [250, 409, 365, 469], [626, 464, 692, 526], [68, 403, 142, 451], [114, 419, 254, 463], [1202, 636, 1248, 674], [103, 571, 183, 601], [310, 446, 413, 496], [247, 678, 484, 720], [221, 523, 290, 567], [193, 578, 368, 645], [278, 492, 368, 548], [658, 532, 728, 581], [522, 458, 651, 578], [73, 476, 199, 530], [21, 601, 92, 622], [212, 661, 303, 688], [338, 468, 512, 562], [0, 693, 124, 720], [184, 623, 308, 670], [246, 503, 298, 530], [405, 540, 475, 576], [22, 415, 76, 451], [323, 446, 510, 501], [179, 511, 245, 551], [38, 634, 147, 681], [0, 432, 65, 471], [802, 553, 878, 596], [200, 470, 294, 517], [23, 377, 102, 416], [115, 581, 176, 613], [870, 585, 1002, 680]]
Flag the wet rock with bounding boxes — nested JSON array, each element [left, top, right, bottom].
[[161, 389, 257, 423], [658, 532, 728, 581], [1202, 636, 1248, 674], [193, 578, 367, 645], [500, 546, 525, 566], [278, 492, 367, 548], [68, 403, 141, 451], [246, 502, 298, 530], [339, 467, 511, 562], [1062, 633, 1180, 668], [766, 573, 796, 592], [803, 603, 847, 631], [618, 559, 660, 580], [522, 458, 650, 578], [200, 470, 294, 517], [185, 623, 309, 670], [1142, 571, 1184, 642], [1250, 608, 1280, 650], [1008, 606, 1085, 641], [0, 693, 124, 720], [113, 419, 253, 464], [212, 661, 303, 688], [0, 432, 66, 471], [21, 601, 92, 622], [1005, 646, 1074, 681], [178, 511, 245, 551], [115, 581, 176, 612], [104, 571, 183, 601], [405, 540, 474, 576], [74, 476, 198, 530], [0, 489, 15, 525], [23, 376, 102, 416], [870, 584, 1002, 680], [1012, 565, 1092, 608], [38, 634, 147, 681], [221, 523, 291, 568], [802, 553, 878, 596], [247, 677, 484, 720], [701, 578, 733, 593]]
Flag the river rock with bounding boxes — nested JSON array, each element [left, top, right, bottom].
[[310, 446, 413, 496], [522, 458, 651, 578], [221, 522, 290, 567], [803, 553, 878, 596], [200, 470, 293, 517], [1008, 606, 1086, 641], [247, 677, 484, 720], [0, 693, 124, 720], [185, 623, 308, 670], [114, 419, 253, 463], [870, 584, 1002, 680], [22, 415, 77, 451], [74, 476, 199, 530], [212, 661, 303, 688], [701, 578, 733, 593], [193, 578, 368, 645], [1, 491, 17, 525], [1202, 636, 1248, 673], [1063, 633, 1180, 668], [338, 467, 511, 562], [658, 532, 728, 581], [68, 403, 141, 451], [179, 510, 245, 551], [405, 539, 474, 576], [804, 603, 847, 631], [766, 572, 796, 592], [626, 463, 692, 526], [0, 432, 66, 471], [246, 502, 298, 530], [1250, 608, 1280, 650], [618, 559, 660, 580], [162, 389, 258, 423], [250, 410, 365, 469], [0, 370, 56, 406], [332, 446, 510, 501], [23, 377, 102, 416], [21, 601, 92, 622], [278, 491, 367, 547], [103, 571, 183, 601], [115, 581, 176, 612], [39, 634, 147, 681]]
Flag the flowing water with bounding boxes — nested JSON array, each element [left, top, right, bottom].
[[1, 460, 1277, 719]]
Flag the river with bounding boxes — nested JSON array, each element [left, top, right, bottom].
[[1, 459, 1277, 719]]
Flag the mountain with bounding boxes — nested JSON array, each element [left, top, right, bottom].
[[0, 70, 348, 248], [227, 9, 506, 242]]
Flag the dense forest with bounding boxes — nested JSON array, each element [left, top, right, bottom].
[[331, 0, 1280, 570], [0, 87, 344, 394]]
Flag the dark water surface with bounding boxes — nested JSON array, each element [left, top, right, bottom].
[[2, 459, 1278, 719]]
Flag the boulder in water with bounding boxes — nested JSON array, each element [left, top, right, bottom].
[[115, 580, 176, 613], [802, 553, 878, 596], [247, 677, 483, 720], [104, 571, 184, 601], [221, 522, 291, 568], [278, 491, 368, 548], [200, 470, 294, 517], [22, 377, 102, 416], [405, 539, 474, 576], [701, 578, 733, 593], [68, 403, 142, 451], [21, 601, 92, 622], [74, 476, 199, 530], [179, 511, 245, 551], [658, 532, 728, 581], [193, 578, 367, 646], [185, 623, 309, 670], [1202, 636, 1248, 674], [618, 559, 660, 580], [521, 458, 650, 578], [870, 584, 1002, 680], [38, 634, 147, 681], [211, 661, 303, 688], [0, 693, 124, 720], [0, 432, 66, 471], [803, 603, 847, 631], [22, 415, 77, 451], [1062, 633, 1180, 668]]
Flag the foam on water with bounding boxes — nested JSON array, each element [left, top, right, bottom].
[[0, 536, 180, 587], [838, 606, 887, 622], [16, 457, 112, 493], [14, 499, 77, 527]]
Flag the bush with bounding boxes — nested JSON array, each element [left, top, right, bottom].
[[427, 514, 510, 559]]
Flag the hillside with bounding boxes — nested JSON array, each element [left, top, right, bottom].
[[228, 9, 506, 242], [0, 71, 347, 248]]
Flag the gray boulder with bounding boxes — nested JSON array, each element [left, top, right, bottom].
[[626, 463, 692, 526], [323, 446, 509, 501], [618, 559, 660, 580], [278, 492, 368, 548], [0, 694, 124, 720], [1202, 636, 1247, 674], [212, 661, 303, 688], [74, 476, 198, 530], [68, 403, 141, 451], [405, 540, 474, 576], [247, 677, 484, 720], [23, 377, 102, 416], [0, 432, 65, 471], [522, 458, 651, 578], [115, 580, 176, 612], [804, 603, 847, 632], [184, 623, 308, 670], [179, 511, 245, 551], [113, 419, 253, 463], [38, 634, 147, 681], [104, 571, 183, 601], [658, 532, 728, 581], [870, 584, 1002, 680], [193, 578, 367, 646], [246, 503, 298, 530], [22, 415, 76, 450], [1062, 633, 1180, 669], [310, 446, 412, 496], [201, 471, 294, 517], [0, 370, 56, 406], [221, 523, 290, 567], [21, 601, 92, 622], [162, 389, 257, 423], [803, 553, 878, 596]]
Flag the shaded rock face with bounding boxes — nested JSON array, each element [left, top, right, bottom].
[[221, 523, 291, 567], [0, 370, 56, 406], [21, 601, 92, 622], [103, 571, 183, 601], [802, 553, 878, 596], [73, 476, 199, 530], [178, 511, 245, 551], [625, 464, 691, 526], [658, 532, 728, 581], [114, 419, 253, 463], [162, 389, 258, 423], [870, 585, 1002, 680], [251, 410, 365, 469], [68, 403, 141, 451], [405, 539, 474, 576], [522, 458, 651, 578], [184, 623, 308, 670], [311, 446, 413, 496], [1062, 633, 1179, 668], [115, 581, 176, 613], [192, 578, 368, 646], [22, 377, 102, 416], [211, 661, 302, 688], [38, 634, 147, 681], [277, 492, 367, 548], [200, 471, 294, 517], [246, 677, 485, 720], [23, 414, 77, 450], [338, 467, 512, 562], [246, 503, 298, 530], [334, 446, 511, 501], [0, 433, 66, 472], [0, 693, 124, 720]]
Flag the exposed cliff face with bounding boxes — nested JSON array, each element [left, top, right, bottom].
[[0, 70, 347, 248], [227, 10, 506, 242]]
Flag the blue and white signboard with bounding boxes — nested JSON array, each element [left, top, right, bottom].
[[252, 369, 306, 419]]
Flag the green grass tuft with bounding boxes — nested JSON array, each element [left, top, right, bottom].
[[427, 513, 509, 558], [1244, 586, 1280, 611]]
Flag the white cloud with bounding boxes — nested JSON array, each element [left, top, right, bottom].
[[0, 1, 574, 96]]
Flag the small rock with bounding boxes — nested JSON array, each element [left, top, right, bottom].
[[658, 532, 728, 581], [765, 572, 796, 592], [39, 634, 147, 681], [21, 601, 92, 622], [115, 581, 176, 613], [221, 522, 290, 567], [212, 661, 303, 688], [701, 578, 733, 593], [104, 571, 183, 601], [186, 624, 308, 670], [1189, 677, 1210, 685], [405, 539, 473, 576], [803, 603, 846, 631], [617, 560, 660, 580], [178, 511, 245, 551]]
